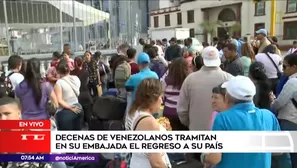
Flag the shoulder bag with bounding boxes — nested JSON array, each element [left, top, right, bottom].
[[265, 53, 282, 79]]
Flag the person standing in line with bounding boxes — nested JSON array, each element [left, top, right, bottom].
[[5, 55, 24, 97], [183, 49, 195, 73], [54, 60, 83, 130], [255, 29, 271, 54], [165, 38, 182, 63], [255, 44, 282, 93], [146, 47, 167, 78], [83, 51, 100, 97], [271, 54, 297, 167], [127, 48, 140, 75], [248, 61, 272, 110], [162, 38, 169, 49], [125, 52, 158, 101], [161, 58, 189, 131], [178, 46, 233, 130], [94, 51, 110, 93], [71, 56, 92, 126], [201, 76, 280, 168], [286, 41, 297, 55], [62, 44, 74, 71], [212, 37, 219, 47], [125, 79, 171, 168], [240, 43, 255, 76], [47, 51, 61, 85], [177, 46, 233, 162], [191, 55, 204, 72], [223, 43, 244, 76], [15, 58, 58, 120], [153, 46, 168, 67], [270, 36, 282, 56], [151, 40, 164, 57]]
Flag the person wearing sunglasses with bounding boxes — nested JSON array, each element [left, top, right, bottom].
[[271, 53, 297, 168]]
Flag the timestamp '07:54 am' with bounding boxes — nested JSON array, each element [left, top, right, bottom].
[[20, 154, 46, 161]]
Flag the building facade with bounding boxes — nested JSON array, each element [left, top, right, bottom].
[[149, 0, 297, 46]]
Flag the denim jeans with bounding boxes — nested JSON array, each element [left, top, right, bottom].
[[56, 103, 84, 130], [279, 119, 297, 168]]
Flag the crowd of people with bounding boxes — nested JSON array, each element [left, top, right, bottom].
[[0, 27, 297, 168]]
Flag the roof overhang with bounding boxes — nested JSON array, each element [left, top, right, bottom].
[[0, 0, 110, 28]]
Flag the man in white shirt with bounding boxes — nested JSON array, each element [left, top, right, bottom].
[[255, 44, 282, 93], [6, 55, 24, 90], [286, 41, 297, 56], [151, 40, 164, 57]]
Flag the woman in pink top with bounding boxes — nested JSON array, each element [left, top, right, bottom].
[[63, 53, 74, 71], [210, 84, 228, 129], [183, 49, 194, 73]]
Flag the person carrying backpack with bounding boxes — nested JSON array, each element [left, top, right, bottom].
[[146, 47, 167, 78], [113, 55, 131, 100], [110, 44, 131, 100], [0, 55, 24, 98]]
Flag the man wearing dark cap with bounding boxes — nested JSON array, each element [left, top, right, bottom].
[[165, 37, 182, 62]]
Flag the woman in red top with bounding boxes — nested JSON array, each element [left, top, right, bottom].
[[127, 47, 139, 75]]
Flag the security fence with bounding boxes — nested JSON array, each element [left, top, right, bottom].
[[0, 0, 148, 57]]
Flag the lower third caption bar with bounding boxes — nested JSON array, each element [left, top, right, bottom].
[[0, 154, 99, 162]]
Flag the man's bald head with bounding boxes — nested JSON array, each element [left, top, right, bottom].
[[0, 97, 21, 120]]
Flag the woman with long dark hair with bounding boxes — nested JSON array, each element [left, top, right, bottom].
[[15, 58, 58, 120], [161, 58, 189, 130], [249, 61, 272, 109], [83, 51, 100, 97], [54, 59, 83, 130]]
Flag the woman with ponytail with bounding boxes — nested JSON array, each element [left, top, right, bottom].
[[15, 58, 58, 120], [248, 61, 272, 110]]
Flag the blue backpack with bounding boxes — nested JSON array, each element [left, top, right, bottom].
[[150, 60, 167, 79]]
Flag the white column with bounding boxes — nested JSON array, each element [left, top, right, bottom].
[[60, 1, 63, 52], [73, 0, 78, 52], [3, 0, 11, 56]]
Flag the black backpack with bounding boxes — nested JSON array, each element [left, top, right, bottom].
[[0, 72, 14, 98], [89, 96, 127, 130]]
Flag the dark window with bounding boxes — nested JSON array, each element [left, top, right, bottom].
[[287, 0, 297, 13], [153, 16, 159, 28], [283, 21, 297, 40], [255, 1, 265, 16], [165, 14, 170, 26], [254, 23, 265, 37], [218, 8, 236, 22], [187, 10, 194, 23], [190, 28, 195, 37], [177, 13, 182, 25]]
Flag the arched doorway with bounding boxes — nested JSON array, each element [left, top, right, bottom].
[[217, 8, 236, 40]]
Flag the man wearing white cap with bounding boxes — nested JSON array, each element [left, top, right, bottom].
[[255, 28, 271, 54], [200, 76, 280, 168], [178, 46, 233, 131]]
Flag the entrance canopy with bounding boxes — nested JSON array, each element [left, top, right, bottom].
[[0, 0, 110, 29]]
